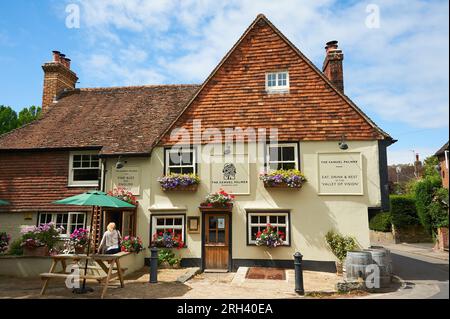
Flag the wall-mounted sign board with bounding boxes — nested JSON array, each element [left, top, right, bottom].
[[112, 167, 141, 195], [318, 152, 363, 195], [210, 154, 250, 195]]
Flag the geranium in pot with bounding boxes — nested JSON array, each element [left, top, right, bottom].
[[200, 189, 235, 209], [255, 224, 285, 248], [121, 236, 144, 253], [158, 173, 200, 191], [325, 230, 358, 275], [69, 228, 89, 254]]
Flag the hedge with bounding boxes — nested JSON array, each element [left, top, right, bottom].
[[369, 212, 392, 232], [390, 195, 420, 228], [415, 176, 442, 235]]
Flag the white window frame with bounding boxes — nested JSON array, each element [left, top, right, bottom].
[[265, 71, 289, 93], [68, 151, 100, 187], [165, 148, 197, 175], [38, 212, 86, 238], [266, 143, 299, 171], [247, 212, 290, 245], [151, 215, 186, 242]]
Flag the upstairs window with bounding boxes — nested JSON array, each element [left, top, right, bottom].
[[266, 71, 289, 93], [266, 143, 299, 171], [165, 148, 196, 175], [69, 151, 100, 186]]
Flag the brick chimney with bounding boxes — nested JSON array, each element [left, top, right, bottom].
[[322, 40, 344, 93], [41, 51, 78, 111]]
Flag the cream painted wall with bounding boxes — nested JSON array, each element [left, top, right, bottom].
[[105, 140, 381, 263], [0, 212, 37, 242]]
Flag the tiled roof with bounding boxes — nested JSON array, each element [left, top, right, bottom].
[[158, 14, 392, 146], [435, 141, 449, 156], [0, 85, 200, 155]]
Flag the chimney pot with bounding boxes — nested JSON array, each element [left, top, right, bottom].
[[322, 40, 344, 93], [52, 50, 61, 63], [65, 58, 71, 69]]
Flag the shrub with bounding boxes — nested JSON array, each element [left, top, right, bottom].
[[7, 238, 23, 256], [415, 176, 442, 234], [429, 188, 449, 229], [325, 230, 358, 263], [369, 212, 392, 232], [390, 195, 419, 228], [158, 248, 180, 266]]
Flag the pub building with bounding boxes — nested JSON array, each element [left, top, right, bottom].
[[0, 14, 394, 271]]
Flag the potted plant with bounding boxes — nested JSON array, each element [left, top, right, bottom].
[[0, 232, 11, 254], [108, 187, 138, 206], [255, 224, 285, 248], [259, 169, 307, 189], [151, 229, 185, 249], [158, 248, 181, 269], [121, 236, 144, 253], [200, 189, 235, 209], [69, 228, 89, 254], [325, 230, 358, 275], [158, 173, 200, 192], [20, 223, 63, 256]]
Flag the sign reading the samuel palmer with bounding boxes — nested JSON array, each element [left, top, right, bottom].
[[112, 167, 141, 195], [210, 154, 250, 195], [318, 152, 363, 195]]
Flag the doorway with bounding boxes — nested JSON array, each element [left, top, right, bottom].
[[203, 213, 231, 271]]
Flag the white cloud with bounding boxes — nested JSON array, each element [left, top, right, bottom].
[[66, 0, 449, 129]]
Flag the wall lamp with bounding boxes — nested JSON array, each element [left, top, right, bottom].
[[115, 156, 127, 169], [338, 135, 348, 150]]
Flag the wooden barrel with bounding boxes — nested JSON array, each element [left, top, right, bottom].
[[344, 251, 373, 282], [364, 247, 392, 287]]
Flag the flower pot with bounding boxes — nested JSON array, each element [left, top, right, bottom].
[[335, 261, 344, 276], [74, 246, 86, 254], [162, 184, 199, 192], [23, 246, 49, 257]]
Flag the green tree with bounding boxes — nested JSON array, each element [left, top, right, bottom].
[[422, 156, 440, 179], [17, 105, 41, 127], [415, 176, 443, 235], [0, 105, 18, 135]]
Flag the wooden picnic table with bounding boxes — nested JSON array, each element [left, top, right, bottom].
[[40, 252, 129, 299]]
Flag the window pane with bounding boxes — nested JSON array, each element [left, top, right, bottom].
[[281, 162, 296, 170], [269, 216, 277, 224], [181, 151, 193, 165], [208, 231, 217, 243], [251, 227, 259, 240], [181, 167, 194, 174], [269, 163, 282, 170], [282, 147, 295, 161], [166, 218, 174, 226], [168, 152, 181, 165], [156, 218, 164, 226], [278, 215, 286, 224], [73, 169, 99, 181], [269, 147, 280, 162], [169, 167, 182, 174], [174, 218, 182, 225], [251, 216, 258, 224], [73, 155, 81, 161], [217, 230, 225, 243], [72, 161, 81, 168], [209, 217, 217, 229]]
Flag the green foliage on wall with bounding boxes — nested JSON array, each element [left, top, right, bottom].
[[390, 195, 420, 228], [415, 176, 445, 235]]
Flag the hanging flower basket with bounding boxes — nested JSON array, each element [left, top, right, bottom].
[[158, 173, 200, 192], [260, 169, 307, 189], [199, 189, 234, 210], [107, 187, 138, 206]]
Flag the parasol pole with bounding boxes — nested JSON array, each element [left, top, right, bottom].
[[79, 205, 96, 292]]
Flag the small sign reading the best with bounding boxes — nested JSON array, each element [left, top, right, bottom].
[[112, 167, 141, 195], [318, 153, 363, 195]]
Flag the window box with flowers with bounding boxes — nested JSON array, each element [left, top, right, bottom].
[[158, 173, 200, 192], [199, 189, 235, 211], [107, 187, 138, 206], [20, 223, 64, 256], [255, 224, 286, 248], [260, 169, 307, 189], [151, 229, 185, 249], [121, 236, 144, 253]]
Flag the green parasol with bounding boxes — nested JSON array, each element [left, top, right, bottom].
[[0, 199, 10, 206]]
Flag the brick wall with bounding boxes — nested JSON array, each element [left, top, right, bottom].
[[0, 151, 93, 212]]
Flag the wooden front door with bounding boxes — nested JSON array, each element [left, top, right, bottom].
[[204, 214, 230, 270]]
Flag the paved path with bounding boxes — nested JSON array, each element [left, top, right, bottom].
[[364, 243, 449, 299]]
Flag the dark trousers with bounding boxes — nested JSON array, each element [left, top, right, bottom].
[[105, 247, 121, 254]]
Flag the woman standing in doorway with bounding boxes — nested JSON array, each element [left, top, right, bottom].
[[98, 222, 122, 254]]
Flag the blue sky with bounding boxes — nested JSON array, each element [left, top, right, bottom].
[[0, 0, 448, 164]]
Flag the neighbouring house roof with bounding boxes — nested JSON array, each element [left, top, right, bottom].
[[157, 14, 393, 146], [0, 85, 200, 155], [435, 141, 449, 156]]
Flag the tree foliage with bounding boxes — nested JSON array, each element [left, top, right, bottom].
[[415, 176, 446, 235], [0, 105, 41, 135]]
